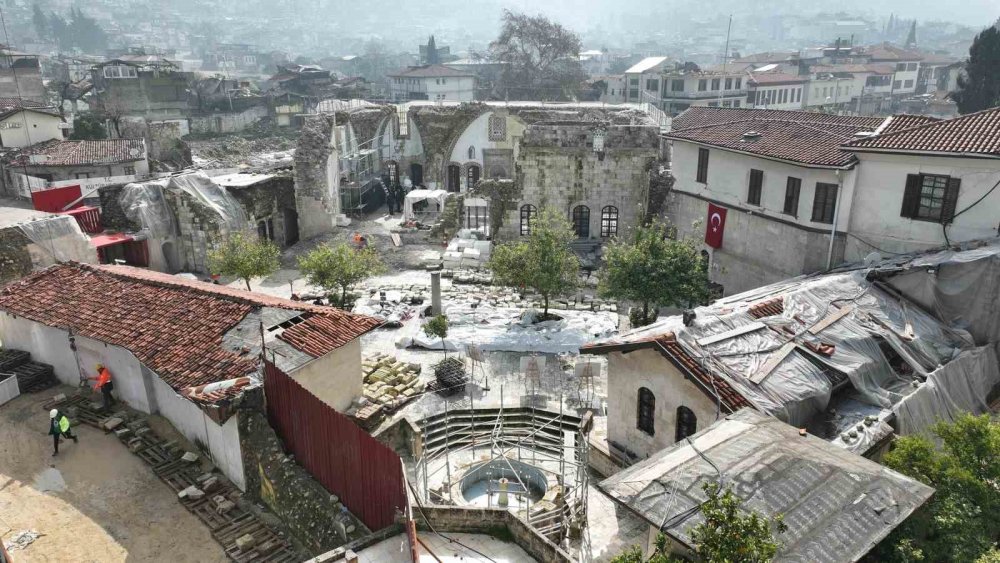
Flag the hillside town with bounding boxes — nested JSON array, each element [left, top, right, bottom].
[[0, 2, 1000, 563]]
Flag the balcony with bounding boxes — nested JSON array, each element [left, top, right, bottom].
[[663, 89, 747, 100]]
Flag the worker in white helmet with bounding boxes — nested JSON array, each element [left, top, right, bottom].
[[48, 408, 78, 456]]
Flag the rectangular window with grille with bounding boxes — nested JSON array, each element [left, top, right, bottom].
[[601, 206, 618, 238], [671, 79, 684, 91], [784, 177, 801, 215], [487, 115, 507, 141], [747, 169, 763, 205], [696, 148, 709, 183], [900, 174, 960, 223], [812, 183, 839, 223]]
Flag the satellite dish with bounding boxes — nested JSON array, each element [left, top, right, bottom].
[[863, 251, 882, 267]]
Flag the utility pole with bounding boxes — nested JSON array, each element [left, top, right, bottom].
[[718, 14, 732, 108]]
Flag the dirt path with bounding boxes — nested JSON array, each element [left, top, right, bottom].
[[0, 389, 227, 562]]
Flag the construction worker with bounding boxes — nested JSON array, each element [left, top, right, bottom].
[[87, 363, 115, 410], [49, 409, 78, 456]]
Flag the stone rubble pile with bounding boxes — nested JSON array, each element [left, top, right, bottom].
[[348, 354, 427, 428]]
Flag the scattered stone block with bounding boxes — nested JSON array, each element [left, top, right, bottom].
[[257, 540, 278, 556], [127, 438, 144, 452], [201, 476, 220, 492], [102, 417, 124, 431], [181, 452, 199, 463], [114, 427, 132, 440], [178, 485, 205, 500], [235, 533, 257, 551], [50, 393, 66, 403]]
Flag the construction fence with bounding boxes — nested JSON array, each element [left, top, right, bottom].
[[263, 359, 407, 531]]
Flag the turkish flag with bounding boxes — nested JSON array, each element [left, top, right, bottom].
[[704, 203, 727, 249]]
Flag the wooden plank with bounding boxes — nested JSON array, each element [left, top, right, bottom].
[[809, 304, 855, 335], [391, 233, 401, 247], [696, 321, 766, 347], [750, 342, 797, 384]]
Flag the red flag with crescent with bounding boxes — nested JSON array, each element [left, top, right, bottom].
[[705, 203, 727, 249]]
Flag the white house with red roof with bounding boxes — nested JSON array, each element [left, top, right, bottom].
[[0, 263, 380, 489], [663, 106, 998, 295]]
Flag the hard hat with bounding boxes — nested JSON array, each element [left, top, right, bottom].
[[96, 363, 104, 370], [49, 409, 58, 419]]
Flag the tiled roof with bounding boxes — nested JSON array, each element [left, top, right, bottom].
[[0, 98, 49, 109], [8, 139, 147, 166], [0, 264, 380, 404], [667, 117, 866, 167], [748, 297, 785, 319], [864, 43, 923, 61], [845, 107, 1000, 156], [671, 107, 885, 132], [388, 64, 475, 78], [810, 63, 895, 75], [582, 333, 753, 412]]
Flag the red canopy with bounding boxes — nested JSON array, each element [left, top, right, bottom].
[[89, 233, 133, 248]]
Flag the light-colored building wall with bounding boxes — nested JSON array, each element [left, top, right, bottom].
[[388, 76, 475, 102], [804, 77, 860, 108], [845, 152, 1000, 260], [288, 338, 362, 412], [604, 348, 720, 460], [447, 111, 526, 191], [0, 110, 63, 148], [748, 83, 805, 110], [890, 62, 921, 95], [0, 312, 247, 489], [668, 141, 852, 294]]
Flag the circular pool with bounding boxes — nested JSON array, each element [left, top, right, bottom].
[[454, 458, 548, 508]]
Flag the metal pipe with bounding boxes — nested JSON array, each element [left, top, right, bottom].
[[826, 169, 845, 270]]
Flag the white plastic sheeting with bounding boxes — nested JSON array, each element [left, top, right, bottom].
[[119, 172, 249, 238], [18, 215, 96, 266], [893, 345, 1000, 435], [660, 270, 975, 436]]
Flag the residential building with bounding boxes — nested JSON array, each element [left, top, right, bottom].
[[864, 43, 923, 97], [2, 138, 149, 198], [595, 75, 627, 104], [804, 64, 894, 111], [599, 410, 934, 562], [0, 263, 380, 490], [0, 99, 64, 149], [0, 47, 44, 101], [842, 107, 1000, 259], [664, 107, 935, 295], [746, 72, 807, 110], [201, 43, 270, 75], [583, 245, 1000, 467], [386, 65, 477, 102], [623, 56, 672, 104], [658, 66, 747, 114], [90, 53, 193, 134]]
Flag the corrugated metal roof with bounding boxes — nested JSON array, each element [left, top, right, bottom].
[[599, 409, 934, 563], [625, 56, 669, 74]]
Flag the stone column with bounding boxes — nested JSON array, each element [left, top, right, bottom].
[[430, 271, 442, 316]]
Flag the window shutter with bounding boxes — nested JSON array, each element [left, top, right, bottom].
[[941, 177, 961, 223], [900, 174, 922, 218]]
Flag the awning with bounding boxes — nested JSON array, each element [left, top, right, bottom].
[[404, 189, 449, 222], [89, 232, 134, 248]]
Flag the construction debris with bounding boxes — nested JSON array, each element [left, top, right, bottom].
[[3, 530, 42, 552], [349, 354, 425, 428]]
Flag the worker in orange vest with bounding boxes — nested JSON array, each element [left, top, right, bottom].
[[88, 363, 116, 410]]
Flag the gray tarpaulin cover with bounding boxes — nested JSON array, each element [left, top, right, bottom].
[[119, 172, 248, 238], [18, 215, 96, 265], [600, 243, 1000, 453]]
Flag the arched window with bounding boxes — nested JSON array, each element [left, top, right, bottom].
[[468, 145, 476, 159], [675, 406, 697, 442], [572, 205, 590, 238], [520, 204, 537, 236], [601, 206, 618, 238], [637, 387, 655, 435], [467, 164, 481, 190]]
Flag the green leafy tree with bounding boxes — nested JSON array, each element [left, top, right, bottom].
[[871, 413, 1000, 562], [69, 112, 107, 140], [297, 242, 384, 307], [422, 314, 449, 357], [599, 221, 710, 327], [692, 482, 786, 563], [488, 10, 588, 100], [953, 26, 1000, 114], [32, 4, 49, 39], [208, 232, 280, 291], [611, 483, 784, 563], [489, 207, 579, 318]]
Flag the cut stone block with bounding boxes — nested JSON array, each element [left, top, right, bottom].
[[235, 533, 257, 551]]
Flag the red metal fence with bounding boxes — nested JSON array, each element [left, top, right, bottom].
[[263, 360, 407, 531]]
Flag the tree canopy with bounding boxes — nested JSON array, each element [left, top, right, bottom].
[[953, 25, 1000, 114], [598, 221, 710, 327], [488, 10, 587, 100], [36, 7, 108, 53], [422, 314, 449, 356], [69, 112, 107, 140], [489, 207, 579, 317], [207, 232, 280, 291], [871, 413, 1000, 562], [611, 482, 785, 563], [297, 242, 384, 307]]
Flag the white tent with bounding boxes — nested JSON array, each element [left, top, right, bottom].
[[403, 189, 449, 222]]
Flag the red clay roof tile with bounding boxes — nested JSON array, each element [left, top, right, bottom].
[[845, 106, 1000, 156]]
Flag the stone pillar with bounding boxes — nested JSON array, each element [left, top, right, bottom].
[[431, 271, 442, 316], [498, 478, 509, 507]]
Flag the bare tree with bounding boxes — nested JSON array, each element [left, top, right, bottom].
[[488, 10, 588, 100], [95, 87, 130, 138]]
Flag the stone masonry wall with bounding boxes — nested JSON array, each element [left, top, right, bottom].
[[294, 114, 338, 240], [0, 226, 33, 283], [98, 184, 141, 232], [412, 504, 572, 563], [239, 406, 370, 556]]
